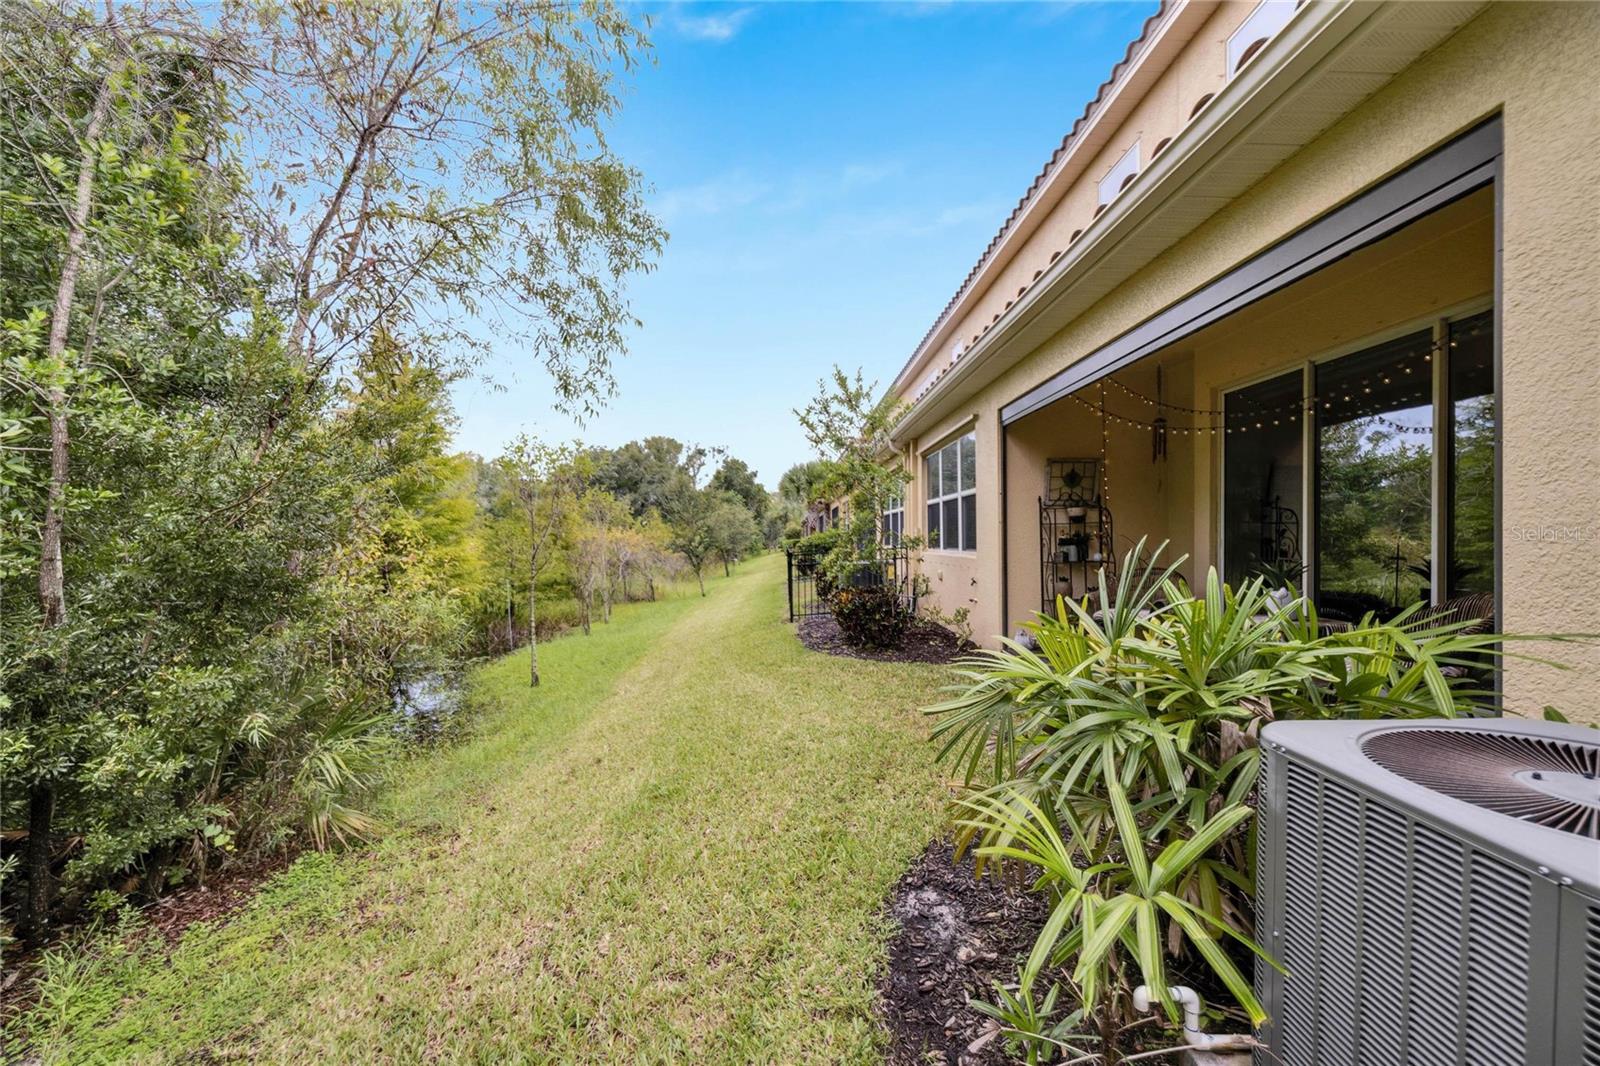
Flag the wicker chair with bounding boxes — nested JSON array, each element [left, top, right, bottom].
[[1414, 591, 1496, 681], [1418, 591, 1495, 635]]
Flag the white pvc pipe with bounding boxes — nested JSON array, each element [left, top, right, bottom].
[[1131, 985, 1253, 1051]]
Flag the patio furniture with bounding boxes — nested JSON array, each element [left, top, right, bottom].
[[1412, 591, 1496, 682], [1418, 590, 1495, 635]]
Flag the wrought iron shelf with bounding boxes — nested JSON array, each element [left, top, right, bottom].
[[1039, 459, 1115, 615]]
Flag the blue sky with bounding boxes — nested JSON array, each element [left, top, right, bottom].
[[450, 0, 1158, 489]]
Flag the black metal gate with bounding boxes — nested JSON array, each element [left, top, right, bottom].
[[785, 544, 914, 622]]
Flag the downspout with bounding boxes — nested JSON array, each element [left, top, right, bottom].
[[999, 412, 1009, 639]]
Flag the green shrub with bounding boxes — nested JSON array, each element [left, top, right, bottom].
[[828, 583, 910, 649], [533, 598, 585, 642], [926, 541, 1527, 1061], [792, 527, 844, 559]]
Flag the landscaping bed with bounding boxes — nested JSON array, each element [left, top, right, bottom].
[[879, 839, 1050, 1066], [798, 614, 972, 664]]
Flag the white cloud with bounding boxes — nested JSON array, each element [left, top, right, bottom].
[[669, 6, 756, 42], [927, 201, 1004, 231], [655, 161, 903, 221], [655, 172, 771, 221], [784, 198, 1011, 247]]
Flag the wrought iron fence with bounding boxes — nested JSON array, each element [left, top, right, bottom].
[[785, 543, 914, 622]]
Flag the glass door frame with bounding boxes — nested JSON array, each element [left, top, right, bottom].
[[1216, 295, 1495, 611]]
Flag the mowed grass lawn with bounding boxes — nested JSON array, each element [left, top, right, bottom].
[[12, 555, 959, 1064]]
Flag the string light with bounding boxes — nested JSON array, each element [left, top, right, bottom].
[[1070, 392, 1439, 438], [1086, 323, 1487, 419], [1052, 322, 1490, 438], [1099, 381, 1109, 511]]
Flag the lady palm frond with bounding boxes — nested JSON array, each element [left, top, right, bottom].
[[926, 539, 1575, 1042]]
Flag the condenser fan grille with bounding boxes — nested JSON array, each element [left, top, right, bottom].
[[1362, 729, 1600, 838]]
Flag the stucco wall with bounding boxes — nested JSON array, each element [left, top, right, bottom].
[[909, 410, 988, 631], [901, 3, 1600, 720]]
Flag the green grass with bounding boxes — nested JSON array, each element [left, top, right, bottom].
[[11, 555, 957, 1064]]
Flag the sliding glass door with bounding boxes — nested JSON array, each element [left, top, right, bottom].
[[1222, 370, 1304, 588], [1221, 308, 1495, 620], [1314, 329, 1435, 618], [1447, 311, 1495, 597]]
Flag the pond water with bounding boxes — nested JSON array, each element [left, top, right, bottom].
[[393, 672, 464, 738]]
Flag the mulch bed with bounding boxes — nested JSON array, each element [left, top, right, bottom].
[[797, 614, 974, 665], [879, 838, 1052, 1066]]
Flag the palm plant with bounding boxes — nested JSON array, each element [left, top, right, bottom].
[[927, 540, 1528, 1060]]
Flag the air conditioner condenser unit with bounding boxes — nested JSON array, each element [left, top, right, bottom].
[[1254, 717, 1599, 1066]]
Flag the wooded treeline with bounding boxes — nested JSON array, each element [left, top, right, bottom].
[[0, 0, 767, 946]]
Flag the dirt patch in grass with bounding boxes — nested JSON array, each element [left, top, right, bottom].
[[1, 854, 293, 1022], [141, 854, 294, 946], [797, 615, 972, 665], [879, 838, 1050, 1066]]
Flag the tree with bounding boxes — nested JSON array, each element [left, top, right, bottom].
[[226, 0, 666, 410], [344, 332, 485, 606], [570, 489, 631, 633], [495, 437, 582, 686], [795, 366, 911, 554], [763, 490, 803, 547], [709, 457, 768, 528], [588, 436, 712, 517], [665, 490, 717, 597], [777, 460, 832, 509], [2, 4, 242, 939], [707, 494, 760, 577], [632, 511, 676, 601], [794, 368, 920, 649], [0, 1, 669, 940]]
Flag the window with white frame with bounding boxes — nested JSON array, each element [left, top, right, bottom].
[[880, 491, 904, 545], [1227, 0, 1295, 77], [1097, 141, 1141, 207], [924, 432, 976, 551]]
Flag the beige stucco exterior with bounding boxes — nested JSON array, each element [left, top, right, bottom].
[[889, 2, 1600, 722]]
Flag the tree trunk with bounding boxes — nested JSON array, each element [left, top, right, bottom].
[[722, 556, 730, 577], [24, 72, 116, 944], [528, 585, 540, 687], [696, 567, 706, 596], [21, 786, 55, 943], [37, 74, 112, 628], [528, 486, 541, 685]]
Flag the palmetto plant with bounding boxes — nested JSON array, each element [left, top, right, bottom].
[[927, 541, 1525, 1059]]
